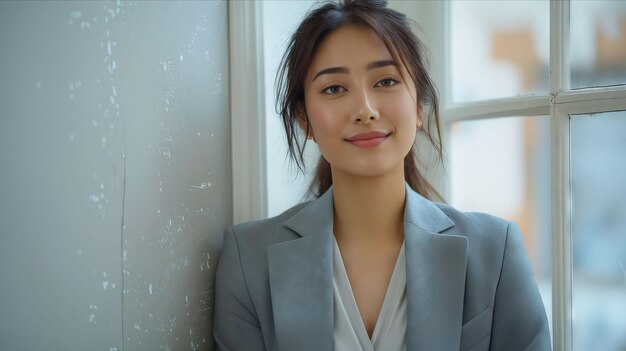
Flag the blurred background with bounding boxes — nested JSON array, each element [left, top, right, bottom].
[[447, 2, 626, 350], [1, 1, 625, 350]]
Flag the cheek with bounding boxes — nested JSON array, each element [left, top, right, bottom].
[[384, 93, 419, 130], [306, 103, 345, 137]]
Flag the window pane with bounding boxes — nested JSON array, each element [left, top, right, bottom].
[[449, 1, 549, 103], [571, 112, 626, 351], [570, 1, 626, 89], [449, 116, 552, 337]]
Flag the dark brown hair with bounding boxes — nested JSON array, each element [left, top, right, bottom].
[[275, 0, 444, 202]]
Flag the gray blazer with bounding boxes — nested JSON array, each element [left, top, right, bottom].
[[213, 182, 551, 351]]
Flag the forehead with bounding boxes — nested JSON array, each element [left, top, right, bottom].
[[307, 24, 393, 77]]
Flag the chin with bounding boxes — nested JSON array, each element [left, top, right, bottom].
[[335, 159, 401, 178]]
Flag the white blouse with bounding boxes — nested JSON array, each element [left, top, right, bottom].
[[332, 235, 408, 351]]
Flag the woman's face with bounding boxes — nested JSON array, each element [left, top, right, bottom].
[[302, 24, 421, 179]]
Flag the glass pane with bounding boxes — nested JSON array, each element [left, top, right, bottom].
[[571, 1, 626, 89], [449, 116, 552, 337], [449, 0, 550, 103], [571, 111, 626, 351]]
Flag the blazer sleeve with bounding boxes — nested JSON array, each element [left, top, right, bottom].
[[490, 222, 552, 351], [213, 227, 266, 351]]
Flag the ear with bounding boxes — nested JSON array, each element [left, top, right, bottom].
[[417, 103, 424, 130], [296, 103, 314, 141], [296, 103, 307, 131]]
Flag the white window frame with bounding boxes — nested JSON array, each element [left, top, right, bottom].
[[441, 1, 626, 351], [229, 0, 267, 224]]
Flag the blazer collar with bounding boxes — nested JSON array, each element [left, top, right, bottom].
[[283, 182, 455, 236], [268, 182, 468, 350]]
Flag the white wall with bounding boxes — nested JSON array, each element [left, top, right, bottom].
[[0, 2, 230, 350]]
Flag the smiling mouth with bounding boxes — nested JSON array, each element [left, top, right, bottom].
[[346, 133, 390, 148]]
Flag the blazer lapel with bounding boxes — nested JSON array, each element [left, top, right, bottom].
[[267, 188, 334, 351], [403, 183, 468, 350], [267, 183, 468, 351]]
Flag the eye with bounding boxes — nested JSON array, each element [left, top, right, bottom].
[[375, 78, 399, 88], [321, 85, 346, 95]]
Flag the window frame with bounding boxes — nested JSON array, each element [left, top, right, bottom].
[[229, 0, 267, 224], [441, 1, 626, 350]]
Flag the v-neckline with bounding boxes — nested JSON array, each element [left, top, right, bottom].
[[332, 235, 406, 345]]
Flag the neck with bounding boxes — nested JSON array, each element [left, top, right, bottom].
[[331, 164, 406, 246]]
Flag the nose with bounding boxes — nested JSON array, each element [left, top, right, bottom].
[[352, 88, 379, 124]]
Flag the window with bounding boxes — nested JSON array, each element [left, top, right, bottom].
[[449, 115, 552, 337], [570, 112, 626, 350], [236, 3, 626, 348], [449, 0, 550, 102], [445, 1, 626, 350], [570, 1, 626, 89]]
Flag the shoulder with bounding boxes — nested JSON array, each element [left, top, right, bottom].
[[431, 203, 539, 315], [217, 201, 311, 289], [434, 201, 511, 242], [226, 200, 310, 247], [435, 201, 510, 234], [431, 201, 516, 264]]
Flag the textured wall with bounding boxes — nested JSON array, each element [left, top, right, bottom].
[[0, 1, 230, 350]]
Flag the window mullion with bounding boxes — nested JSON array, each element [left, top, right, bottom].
[[556, 86, 626, 105], [443, 95, 551, 122], [550, 0, 572, 350], [550, 0, 569, 96], [550, 106, 573, 351]]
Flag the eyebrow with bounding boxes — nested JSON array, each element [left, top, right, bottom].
[[312, 59, 397, 82]]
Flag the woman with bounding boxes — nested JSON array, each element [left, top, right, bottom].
[[213, 0, 551, 350]]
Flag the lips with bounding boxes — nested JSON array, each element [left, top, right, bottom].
[[346, 131, 390, 148], [346, 131, 390, 142]]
